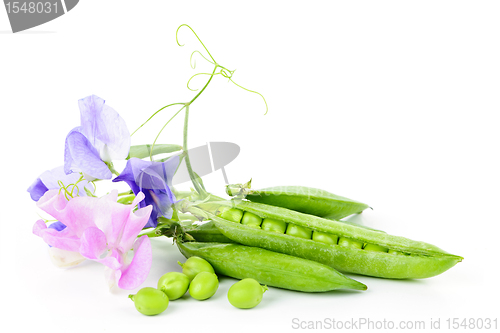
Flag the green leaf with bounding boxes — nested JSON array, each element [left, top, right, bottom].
[[127, 144, 182, 160]]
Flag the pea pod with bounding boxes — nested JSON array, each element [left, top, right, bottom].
[[226, 183, 369, 220], [187, 200, 463, 279], [177, 241, 367, 292]]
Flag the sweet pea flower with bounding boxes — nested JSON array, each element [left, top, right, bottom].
[[32, 189, 153, 290], [113, 156, 179, 228], [64, 95, 131, 180], [27, 166, 94, 201]]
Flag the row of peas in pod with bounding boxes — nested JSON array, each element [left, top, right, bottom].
[[129, 256, 267, 316], [220, 208, 394, 254]]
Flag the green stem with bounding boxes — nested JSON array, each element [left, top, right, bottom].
[[130, 103, 186, 137], [139, 228, 161, 238], [106, 162, 120, 176], [183, 104, 208, 198], [150, 105, 187, 161], [190, 65, 218, 105]]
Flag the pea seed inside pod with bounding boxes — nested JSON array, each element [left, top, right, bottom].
[[157, 272, 190, 301], [129, 287, 169, 316], [363, 243, 389, 253], [241, 212, 262, 228], [178, 256, 215, 281], [219, 208, 243, 223], [285, 224, 312, 239], [388, 250, 405, 255], [228, 278, 268, 309], [312, 231, 338, 245], [189, 271, 219, 300], [261, 218, 287, 233], [338, 237, 363, 249]]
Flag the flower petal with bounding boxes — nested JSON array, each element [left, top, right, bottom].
[[41, 166, 95, 196], [78, 95, 130, 162], [48, 247, 86, 268], [27, 177, 49, 201], [48, 221, 67, 231], [117, 236, 152, 290], [28, 166, 95, 201], [64, 129, 112, 180], [33, 219, 81, 252], [104, 266, 122, 290], [94, 192, 151, 252], [96, 248, 123, 271], [118, 202, 153, 251], [113, 157, 179, 228], [79, 227, 107, 260]]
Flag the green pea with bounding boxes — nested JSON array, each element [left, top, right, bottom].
[[312, 231, 338, 244], [364, 243, 389, 253], [388, 249, 404, 255], [178, 256, 215, 281], [338, 237, 363, 249], [129, 287, 169, 316], [189, 271, 219, 300], [241, 212, 262, 228], [157, 272, 190, 301], [261, 218, 287, 233], [228, 278, 268, 309], [220, 208, 243, 223], [285, 224, 312, 239]]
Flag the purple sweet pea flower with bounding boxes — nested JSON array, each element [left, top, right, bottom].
[[113, 156, 179, 228], [27, 166, 94, 201], [64, 95, 130, 180]]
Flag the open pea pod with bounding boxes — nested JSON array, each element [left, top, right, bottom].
[[186, 200, 463, 279], [177, 241, 367, 292], [226, 183, 369, 220]]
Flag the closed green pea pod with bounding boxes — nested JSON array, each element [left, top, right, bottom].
[[187, 200, 463, 279], [226, 183, 369, 219], [177, 241, 367, 292]]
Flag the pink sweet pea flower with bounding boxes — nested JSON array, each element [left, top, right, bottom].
[[33, 189, 153, 290]]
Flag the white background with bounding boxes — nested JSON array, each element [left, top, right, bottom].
[[1, 1, 499, 332]]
